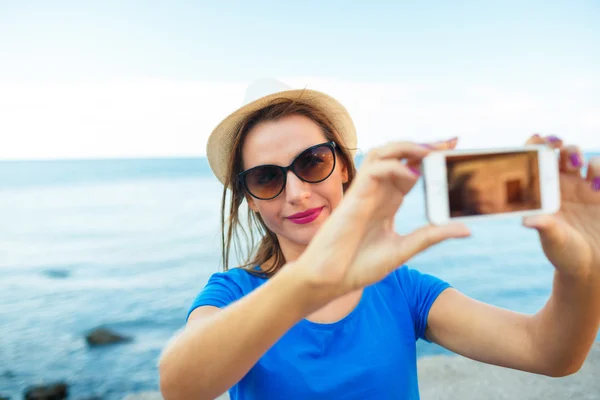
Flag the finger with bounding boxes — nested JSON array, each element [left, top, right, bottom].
[[406, 137, 458, 171], [523, 213, 563, 234], [522, 213, 568, 251], [368, 159, 421, 194], [368, 141, 431, 163], [396, 223, 471, 261], [586, 156, 600, 192], [525, 133, 545, 145], [543, 134, 564, 149], [559, 145, 584, 175], [522, 213, 586, 272], [422, 136, 458, 151], [370, 137, 459, 163]]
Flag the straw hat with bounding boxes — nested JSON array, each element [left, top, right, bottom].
[[205, 78, 357, 186]]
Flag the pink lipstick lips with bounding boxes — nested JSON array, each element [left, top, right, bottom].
[[286, 207, 324, 225]]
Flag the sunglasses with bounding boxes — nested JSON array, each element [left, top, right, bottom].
[[238, 141, 338, 200]]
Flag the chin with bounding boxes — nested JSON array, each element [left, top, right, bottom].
[[282, 221, 325, 246]]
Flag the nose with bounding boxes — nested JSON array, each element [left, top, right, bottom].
[[284, 171, 311, 205]]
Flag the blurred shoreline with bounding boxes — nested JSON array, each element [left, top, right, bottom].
[[417, 340, 600, 400]]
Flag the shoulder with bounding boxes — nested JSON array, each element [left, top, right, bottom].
[[185, 267, 266, 321], [377, 265, 448, 294], [392, 265, 447, 287], [208, 266, 266, 289], [375, 265, 451, 316], [202, 266, 268, 299]]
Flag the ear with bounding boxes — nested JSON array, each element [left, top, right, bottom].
[[246, 195, 259, 213], [340, 160, 349, 184]]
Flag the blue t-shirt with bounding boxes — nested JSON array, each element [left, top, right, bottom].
[[186, 265, 450, 400]]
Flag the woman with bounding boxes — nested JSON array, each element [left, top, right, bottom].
[[158, 79, 600, 400]]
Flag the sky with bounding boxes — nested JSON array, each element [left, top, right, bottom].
[[0, 0, 598, 160]]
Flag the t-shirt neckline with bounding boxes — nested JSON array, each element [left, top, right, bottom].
[[250, 264, 368, 330], [299, 287, 368, 330]]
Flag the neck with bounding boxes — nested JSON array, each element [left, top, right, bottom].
[[256, 234, 307, 274], [276, 234, 307, 264]]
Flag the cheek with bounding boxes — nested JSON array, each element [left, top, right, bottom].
[[255, 202, 285, 230], [321, 172, 346, 207], [329, 188, 345, 208], [333, 167, 348, 192]]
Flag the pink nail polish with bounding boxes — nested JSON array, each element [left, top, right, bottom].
[[593, 177, 600, 191], [419, 143, 434, 149], [409, 166, 421, 176], [569, 153, 583, 168], [547, 135, 562, 143]]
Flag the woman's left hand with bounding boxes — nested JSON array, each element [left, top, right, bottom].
[[523, 134, 600, 279]]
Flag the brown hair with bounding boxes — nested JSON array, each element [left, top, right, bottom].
[[219, 98, 357, 278]]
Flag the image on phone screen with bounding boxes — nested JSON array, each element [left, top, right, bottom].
[[446, 150, 542, 217]]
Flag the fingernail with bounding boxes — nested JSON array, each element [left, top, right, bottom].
[[419, 143, 434, 149], [533, 133, 540, 137], [569, 153, 583, 168], [447, 136, 458, 142], [409, 166, 421, 176], [593, 177, 600, 191], [547, 135, 562, 143]]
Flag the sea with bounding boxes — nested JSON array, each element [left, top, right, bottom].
[[1, 153, 599, 399]]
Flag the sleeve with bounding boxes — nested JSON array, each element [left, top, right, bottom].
[[185, 271, 246, 322], [394, 266, 452, 342]]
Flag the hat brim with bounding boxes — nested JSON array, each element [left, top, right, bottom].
[[206, 88, 357, 187]]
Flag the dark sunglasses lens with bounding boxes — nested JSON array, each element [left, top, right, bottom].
[[294, 145, 335, 182], [244, 166, 285, 199]]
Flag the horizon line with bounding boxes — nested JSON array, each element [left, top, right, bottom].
[[2, 148, 600, 163]]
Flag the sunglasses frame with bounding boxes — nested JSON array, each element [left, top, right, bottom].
[[238, 141, 338, 200]]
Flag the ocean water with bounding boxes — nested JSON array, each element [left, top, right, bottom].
[[1, 154, 598, 399]]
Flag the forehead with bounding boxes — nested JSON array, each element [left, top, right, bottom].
[[242, 114, 327, 169]]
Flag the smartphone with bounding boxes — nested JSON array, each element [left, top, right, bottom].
[[421, 145, 561, 225]]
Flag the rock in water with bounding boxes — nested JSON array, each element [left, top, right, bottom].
[[42, 269, 70, 279], [85, 327, 131, 346], [2, 370, 16, 378], [24, 382, 68, 400]]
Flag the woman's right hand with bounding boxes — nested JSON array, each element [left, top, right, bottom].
[[295, 138, 471, 301]]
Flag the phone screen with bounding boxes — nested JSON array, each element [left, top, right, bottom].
[[445, 150, 542, 217]]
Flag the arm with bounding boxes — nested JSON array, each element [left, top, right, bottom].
[[426, 269, 600, 377], [158, 263, 331, 400]]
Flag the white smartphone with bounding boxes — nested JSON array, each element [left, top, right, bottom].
[[421, 145, 561, 225]]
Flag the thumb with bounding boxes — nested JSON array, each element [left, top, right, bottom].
[[398, 223, 471, 260], [522, 214, 568, 249], [521, 214, 589, 273]]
